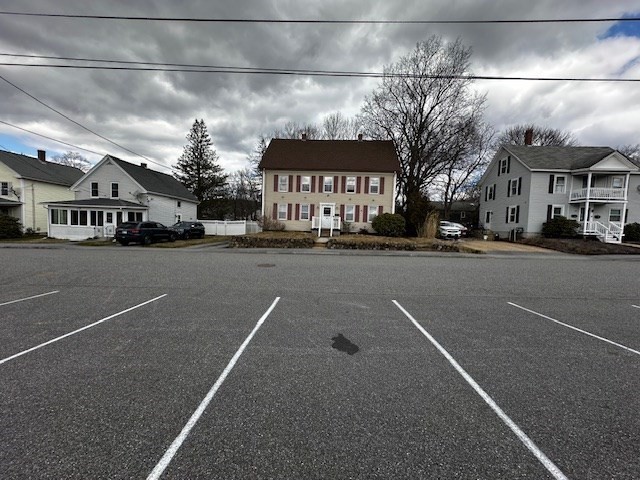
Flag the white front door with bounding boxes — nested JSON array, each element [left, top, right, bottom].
[[320, 203, 335, 228]]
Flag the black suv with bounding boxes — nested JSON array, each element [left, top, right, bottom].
[[171, 221, 205, 239], [115, 221, 176, 246]]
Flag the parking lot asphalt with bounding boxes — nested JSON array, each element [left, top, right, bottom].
[[0, 247, 639, 479]]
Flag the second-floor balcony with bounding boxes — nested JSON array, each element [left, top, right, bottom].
[[570, 187, 626, 202]]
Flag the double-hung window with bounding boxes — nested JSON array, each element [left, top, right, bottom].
[[554, 176, 566, 194], [368, 205, 378, 222], [509, 178, 520, 197], [345, 205, 355, 222], [324, 177, 333, 193], [300, 204, 310, 220], [609, 208, 622, 222], [278, 176, 289, 192], [369, 177, 380, 194], [111, 182, 119, 198], [1, 182, 8, 196], [485, 211, 493, 224], [551, 205, 564, 219], [91, 182, 98, 197], [278, 204, 287, 220], [301, 176, 311, 193], [346, 176, 356, 193], [507, 206, 519, 224]]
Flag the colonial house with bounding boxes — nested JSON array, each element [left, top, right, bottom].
[[45, 154, 198, 240], [259, 136, 401, 236], [479, 142, 640, 243], [0, 149, 83, 233]]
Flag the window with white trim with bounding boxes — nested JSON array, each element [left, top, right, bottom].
[[500, 158, 509, 174], [612, 176, 624, 189], [369, 177, 380, 194], [323, 177, 333, 193], [609, 208, 622, 222], [278, 203, 287, 220], [51, 208, 68, 225], [345, 205, 355, 222], [278, 176, 289, 192], [509, 178, 519, 196], [507, 206, 519, 223], [301, 176, 311, 192], [1, 182, 9, 196], [111, 182, 119, 198], [554, 176, 566, 194], [368, 205, 378, 222], [346, 176, 356, 193], [485, 211, 493, 224], [91, 182, 98, 197], [300, 204, 310, 220], [551, 205, 564, 219]]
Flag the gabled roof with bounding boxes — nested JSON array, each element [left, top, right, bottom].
[[44, 198, 146, 208], [259, 139, 401, 173], [88, 155, 197, 202], [503, 145, 624, 170], [0, 150, 84, 186]]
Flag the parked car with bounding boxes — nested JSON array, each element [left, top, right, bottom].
[[171, 221, 205, 239], [115, 221, 176, 246], [448, 222, 469, 236], [439, 221, 462, 239]]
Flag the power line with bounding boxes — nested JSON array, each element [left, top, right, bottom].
[[0, 74, 174, 172], [1, 62, 638, 82], [0, 119, 105, 155], [0, 11, 638, 24]]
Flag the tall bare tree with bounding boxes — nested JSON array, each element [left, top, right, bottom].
[[495, 124, 577, 147], [50, 151, 91, 172], [617, 144, 640, 163], [321, 112, 362, 140], [359, 36, 487, 234]]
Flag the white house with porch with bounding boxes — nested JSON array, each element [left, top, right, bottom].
[[259, 136, 401, 236], [45, 155, 198, 240], [479, 144, 640, 243]]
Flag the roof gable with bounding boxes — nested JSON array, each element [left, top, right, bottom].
[[75, 155, 198, 202], [0, 150, 84, 186], [259, 139, 401, 173], [589, 152, 639, 171]]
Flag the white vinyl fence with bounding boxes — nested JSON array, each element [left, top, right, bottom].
[[198, 220, 261, 236]]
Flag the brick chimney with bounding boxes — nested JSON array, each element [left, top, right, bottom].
[[301, 133, 307, 141], [357, 133, 363, 141], [141, 162, 147, 168], [524, 128, 534, 146], [37, 149, 46, 163]]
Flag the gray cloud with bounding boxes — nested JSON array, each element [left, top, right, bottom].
[[1, 0, 639, 174]]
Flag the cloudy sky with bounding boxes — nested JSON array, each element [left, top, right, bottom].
[[1, 1, 639, 175]]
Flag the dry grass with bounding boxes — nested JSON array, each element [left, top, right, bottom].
[[520, 237, 640, 255]]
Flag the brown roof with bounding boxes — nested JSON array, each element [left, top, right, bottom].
[[259, 138, 400, 173]]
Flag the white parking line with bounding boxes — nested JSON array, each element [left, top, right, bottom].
[[0, 290, 59, 307], [509, 302, 640, 356], [147, 296, 281, 480], [633, 305, 640, 310], [393, 300, 568, 480], [0, 294, 167, 366]]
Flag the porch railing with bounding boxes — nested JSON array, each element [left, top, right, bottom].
[[570, 187, 626, 201], [311, 216, 341, 237], [580, 221, 623, 243]]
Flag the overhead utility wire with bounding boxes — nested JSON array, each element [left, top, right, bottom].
[[0, 11, 638, 23], [1, 62, 637, 82], [0, 120, 105, 155], [0, 74, 173, 172]]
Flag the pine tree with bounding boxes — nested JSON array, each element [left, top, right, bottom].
[[174, 119, 227, 202]]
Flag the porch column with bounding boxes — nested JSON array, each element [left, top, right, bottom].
[[583, 172, 592, 236]]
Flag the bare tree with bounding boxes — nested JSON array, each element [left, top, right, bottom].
[[618, 144, 640, 163], [359, 36, 487, 234], [50, 151, 91, 172], [272, 121, 320, 140], [495, 124, 577, 147], [321, 112, 362, 140], [226, 167, 261, 220], [434, 122, 495, 219]]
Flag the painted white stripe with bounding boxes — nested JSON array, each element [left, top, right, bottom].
[[0, 294, 167, 366], [393, 300, 568, 480], [632, 305, 640, 310], [0, 290, 59, 307], [509, 302, 640, 357], [147, 296, 281, 480]]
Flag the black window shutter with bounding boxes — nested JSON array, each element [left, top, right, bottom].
[[497, 161, 501, 176], [548, 175, 555, 194], [507, 180, 511, 197], [546, 205, 553, 222], [507, 156, 511, 174], [518, 177, 522, 195], [515, 206, 520, 223], [484, 186, 488, 202], [506, 206, 509, 223], [493, 184, 496, 199]]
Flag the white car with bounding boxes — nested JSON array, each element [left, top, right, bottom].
[[439, 221, 462, 239], [448, 222, 469, 236]]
